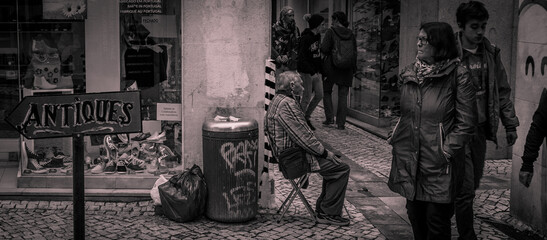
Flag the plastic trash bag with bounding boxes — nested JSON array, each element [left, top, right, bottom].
[[150, 175, 168, 206], [158, 164, 207, 222]]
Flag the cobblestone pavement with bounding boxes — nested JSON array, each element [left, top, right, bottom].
[[309, 107, 544, 240], [0, 107, 544, 239], [0, 165, 384, 240]]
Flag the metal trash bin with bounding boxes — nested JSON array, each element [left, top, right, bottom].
[[202, 118, 259, 222]]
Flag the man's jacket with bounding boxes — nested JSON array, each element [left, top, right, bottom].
[[456, 33, 520, 144], [521, 88, 547, 172], [265, 91, 326, 171]]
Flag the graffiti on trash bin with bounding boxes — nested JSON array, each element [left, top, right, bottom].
[[220, 139, 258, 177], [222, 181, 257, 213]]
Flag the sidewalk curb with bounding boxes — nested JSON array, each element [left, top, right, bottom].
[[321, 140, 413, 239]]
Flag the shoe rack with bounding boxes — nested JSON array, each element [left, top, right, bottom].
[[21, 88, 73, 171]]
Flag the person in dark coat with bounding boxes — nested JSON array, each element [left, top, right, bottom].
[[520, 88, 547, 187], [387, 22, 476, 240], [320, 11, 356, 130], [453, 2, 520, 239], [272, 6, 300, 73], [298, 13, 325, 130]]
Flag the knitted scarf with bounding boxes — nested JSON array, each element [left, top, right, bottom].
[[414, 58, 449, 84]]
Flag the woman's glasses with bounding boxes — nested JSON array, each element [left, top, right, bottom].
[[417, 36, 429, 45]]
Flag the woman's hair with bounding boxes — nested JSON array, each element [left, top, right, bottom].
[[456, 1, 489, 27], [279, 6, 294, 21], [332, 11, 349, 28], [420, 22, 459, 62]]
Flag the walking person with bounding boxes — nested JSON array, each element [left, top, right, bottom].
[[298, 13, 326, 130], [387, 22, 476, 240], [272, 6, 300, 74], [519, 88, 547, 188], [320, 11, 357, 130], [454, 2, 520, 239]]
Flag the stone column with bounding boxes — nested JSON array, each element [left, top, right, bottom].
[[511, 2, 547, 235]]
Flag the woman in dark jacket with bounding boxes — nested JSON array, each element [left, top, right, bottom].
[[387, 22, 476, 240], [320, 11, 356, 130]]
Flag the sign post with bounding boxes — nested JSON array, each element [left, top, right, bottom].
[[5, 91, 141, 239], [73, 133, 85, 239]]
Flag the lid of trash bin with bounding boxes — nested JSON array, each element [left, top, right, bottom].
[[202, 118, 258, 132]]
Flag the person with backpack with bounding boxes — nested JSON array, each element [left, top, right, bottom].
[[387, 22, 475, 239], [453, 2, 520, 239], [320, 11, 357, 130], [298, 13, 326, 130]]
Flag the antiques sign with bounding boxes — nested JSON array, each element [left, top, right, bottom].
[[6, 91, 141, 139]]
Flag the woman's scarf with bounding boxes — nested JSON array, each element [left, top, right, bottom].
[[414, 58, 449, 84]]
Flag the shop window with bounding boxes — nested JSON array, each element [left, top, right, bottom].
[[350, 0, 400, 122]]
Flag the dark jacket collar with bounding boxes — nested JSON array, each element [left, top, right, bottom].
[[455, 31, 497, 59]]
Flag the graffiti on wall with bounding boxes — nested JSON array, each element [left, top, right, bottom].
[[525, 56, 547, 76], [219, 138, 258, 213], [220, 139, 258, 177]]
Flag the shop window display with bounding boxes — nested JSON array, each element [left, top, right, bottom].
[[119, 0, 183, 176], [350, 0, 400, 121]]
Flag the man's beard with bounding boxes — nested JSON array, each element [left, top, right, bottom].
[[283, 19, 295, 30]]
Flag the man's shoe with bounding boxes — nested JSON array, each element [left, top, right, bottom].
[[336, 125, 345, 130], [104, 161, 117, 174], [104, 135, 118, 161], [131, 132, 151, 141], [27, 157, 45, 171], [306, 119, 316, 131], [317, 213, 350, 226], [90, 161, 105, 174], [116, 160, 127, 173], [322, 120, 334, 125]]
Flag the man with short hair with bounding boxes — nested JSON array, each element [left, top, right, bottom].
[[454, 1, 520, 239], [264, 71, 350, 226]]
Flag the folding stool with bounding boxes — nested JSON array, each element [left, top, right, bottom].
[[276, 173, 317, 224], [276, 172, 352, 224]]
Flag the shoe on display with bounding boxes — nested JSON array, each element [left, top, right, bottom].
[[33, 75, 57, 89], [104, 135, 118, 161], [42, 156, 65, 168], [24, 143, 41, 160], [116, 161, 127, 173], [126, 156, 146, 173], [32, 169, 48, 174], [60, 165, 72, 173], [131, 132, 151, 141], [146, 131, 166, 142], [118, 152, 130, 161], [116, 134, 129, 144], [43, 148, 55, 159], [104, 160, 117, 174], [158, 145, 175, 158], [27, 158, 45, 171], [90, 162, 105, 174]]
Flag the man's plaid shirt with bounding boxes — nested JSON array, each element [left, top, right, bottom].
[[265, 91, 325, 171]]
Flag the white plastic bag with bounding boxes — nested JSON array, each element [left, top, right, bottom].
[[151, 175, 168, 205]]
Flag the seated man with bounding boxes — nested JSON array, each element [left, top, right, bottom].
[[265, 71, 351, 226]]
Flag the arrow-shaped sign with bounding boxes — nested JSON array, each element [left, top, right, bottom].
[[5, 91, 142, 139]]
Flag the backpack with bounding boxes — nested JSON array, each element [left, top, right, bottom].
[[331, 28, 356, 69]]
